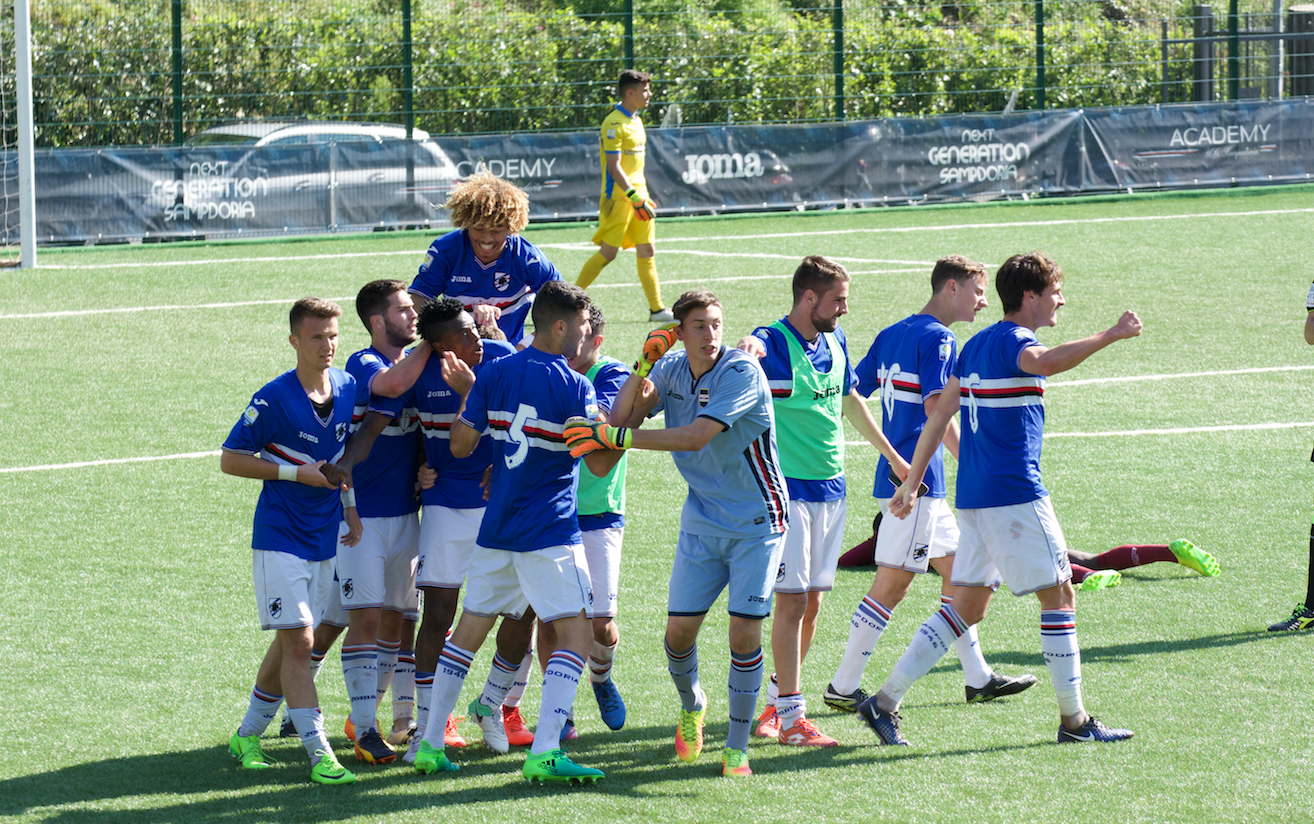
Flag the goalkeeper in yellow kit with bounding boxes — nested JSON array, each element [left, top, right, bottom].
[[576, 69, 673, 323]]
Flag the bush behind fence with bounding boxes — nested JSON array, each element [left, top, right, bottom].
[[27, 0, 1314, 148]]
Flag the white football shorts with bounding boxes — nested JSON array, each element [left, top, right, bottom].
[[336, 513, 419, 612], [416, 505, 484, 590], [775, 498, 846, 593], [462, 543, 592, 623], [951, 497, 1072, 595], [874, 496, 958, 573], [581, 526, 623, 618], [253, 548, 335, 631]]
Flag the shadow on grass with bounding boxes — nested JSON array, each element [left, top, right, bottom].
[[1, 715, 919, 822]]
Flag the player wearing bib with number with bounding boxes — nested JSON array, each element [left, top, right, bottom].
[[1268, 281, 1314, 631], [221, 298, 359, 786], [575, 69, 672, 323], [413, 281, 617, 784], [574, 288, 787, 777], [864, 252, 1142, 747], [825, 257, 1037, 717], [734, 256, 906, 748], [404, 297, 529, 761], [410, 172, 563, 347]]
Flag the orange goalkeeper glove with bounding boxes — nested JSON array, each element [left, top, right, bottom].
[[563, 416, 632, 458], [634, 321, 679, 378], [625, 187, 655, 221]]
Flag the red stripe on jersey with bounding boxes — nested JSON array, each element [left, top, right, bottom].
[[263, 444, 305, 465]]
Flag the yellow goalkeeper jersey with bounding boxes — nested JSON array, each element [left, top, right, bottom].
[[599, 103, 646, 200]]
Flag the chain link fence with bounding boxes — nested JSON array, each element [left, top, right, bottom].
[[28, 0, 1314, 147]]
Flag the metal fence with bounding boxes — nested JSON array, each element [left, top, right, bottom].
[[26, 0, 1314, 147]]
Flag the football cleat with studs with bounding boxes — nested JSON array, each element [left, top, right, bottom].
[[523, 748, 604, 783]]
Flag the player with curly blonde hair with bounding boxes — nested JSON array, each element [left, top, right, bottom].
[[410, 171, 562, 347]]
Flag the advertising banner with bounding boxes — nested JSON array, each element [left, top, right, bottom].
[[27, 100, 1314, 245], [1083, 99, 1314, 190]]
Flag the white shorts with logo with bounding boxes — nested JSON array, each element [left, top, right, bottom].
[[581, 526, 623, 618], [463, 543, 593, 623], [874, 496, 958, 573], [336, 513, 419, 612], [253, 549, 336, 631], [775, 498, 846, 593], [416, 505, 484, 590], [950, 496, 1072, 595]]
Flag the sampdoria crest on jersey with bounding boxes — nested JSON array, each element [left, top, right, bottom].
[[939, 338, 952, 361], [913, 544, 929, 562], [494, 272, 511, 291], [242, 405, 260, 426], [698, 387, 710, 407], [341, 579, 354, 600], [336, 422, 348, 441], [268, 598, 282, 618], [776, 562, 786, 582]]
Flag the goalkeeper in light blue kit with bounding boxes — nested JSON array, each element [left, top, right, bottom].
[[565, 288, 788, 778]]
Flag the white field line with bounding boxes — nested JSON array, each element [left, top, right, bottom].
[[5, 418, 1313, 475], [1049, 364, 1314, 387], [0, 297, 357, 320], [31, 205, 1314, 273]]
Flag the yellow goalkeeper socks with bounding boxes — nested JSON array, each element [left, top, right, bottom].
[[637, 256, 664, 312], [577, 252, 610, 289]]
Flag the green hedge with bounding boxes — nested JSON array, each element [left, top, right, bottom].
[[27, 0, 1242, 147]]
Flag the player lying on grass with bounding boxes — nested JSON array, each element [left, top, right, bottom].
[[839, 517, 1220, 591], [566, 288, 787, 777]]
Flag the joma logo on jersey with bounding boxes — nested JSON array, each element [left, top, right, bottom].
[[451, 275, 472, 284], [812, 385, 841, 400], [427, 389, 452, 398], [298, 432, 319, 444]]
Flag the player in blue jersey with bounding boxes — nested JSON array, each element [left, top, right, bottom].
[[865, 251, 1142, 746], [307, 279, 425, 766], [825, 256, 1037, 716], [403, 296, 538, 761], [533, 302, 633, 737], [1269, 282, 1314, 630], [221, 297, 359, 786], [410, 171, 563, 347], [733, 255, 907, 748], [569, 288, 787, 778], [412, 281, 616, 784]]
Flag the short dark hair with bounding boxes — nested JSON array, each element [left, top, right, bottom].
[[673, 288, 722, 322], [930, 255, 987, 294], [792, 255, 849, 304], [417, 297, 468, 343], [618, 69, 651, 97], [587, 303, 606, 338], [530, 280, 591, 331], [996, 251, 1063, 314], [355, 279, 408, 334], [289, 297, 342, 334]]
